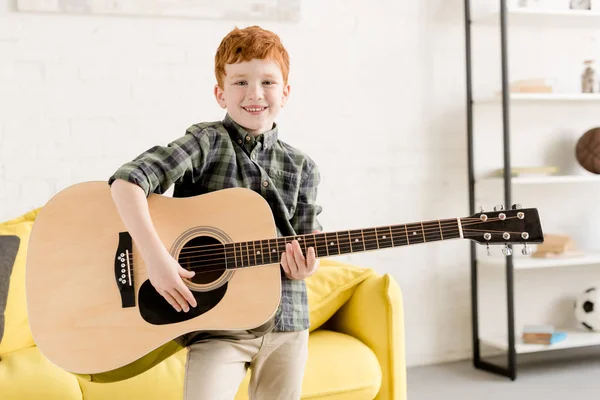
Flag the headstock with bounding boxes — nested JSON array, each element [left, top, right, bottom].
[[462, 204, 544, 256]]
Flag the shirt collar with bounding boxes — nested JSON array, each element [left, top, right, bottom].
[[223, 113, 279, 150]]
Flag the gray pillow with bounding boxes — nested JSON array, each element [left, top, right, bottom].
[[0, 235, 20, 346]]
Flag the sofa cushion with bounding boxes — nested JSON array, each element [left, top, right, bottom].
[[0, 346, 82, 400], [0, 236, 20, 347], [301, 330, 381, 399], [0, 209, 40, 356], [77, 331, 381, 400], [306, 259, 374, 332], [234, 330, 381, 400], [76, 348, 187, 400]]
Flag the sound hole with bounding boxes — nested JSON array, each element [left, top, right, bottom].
[[179, 236, 226, 285]]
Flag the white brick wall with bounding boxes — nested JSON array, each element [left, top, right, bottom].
[[0, 0, 472, 367]]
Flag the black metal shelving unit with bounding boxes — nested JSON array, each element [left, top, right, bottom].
[[464, 0, 518, 380]]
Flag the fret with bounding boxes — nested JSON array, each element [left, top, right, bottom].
[[422, 222, 437, 243], [404, 224, 410, 245], [324, 232, 336, 256], [224, 243, 234, 269], [275, 237, 282, 263], [298, 236, 307, 256], [438, 220, 444, 241], [268, 238, 276, 264], [306, 234, 317, 258], [406, 223, 425, 244], [253, 240, 262, 266], [226, 244, 233, 269], [421, 222, 426, 243], [389, 226, 396, 247], [377, 226, 393, 249], [350, 230, 365, 252], [314, 233, 327, 258], [237, 242, 244, 268], [244, 241, 250, 266], [441, 218, 460, 240], [251, 241, 257, 266], [363, 228, 378, 251], [276, 238, 285, 261], [338, 231, 352, 255]]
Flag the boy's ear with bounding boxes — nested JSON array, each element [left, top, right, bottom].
[[281, 84, 291, 108], [214, 84, 227, 109]]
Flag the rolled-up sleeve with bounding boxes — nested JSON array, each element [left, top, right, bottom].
[[108, 127, 212, 197]]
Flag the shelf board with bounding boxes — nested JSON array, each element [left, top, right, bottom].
[[478, 175, 600, 185], [474, 8, 600, 28], [481, 329, 600, 354], [476, 93, 600, 103], [478, 252, 600, 270]]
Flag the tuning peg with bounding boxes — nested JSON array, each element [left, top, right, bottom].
[[494, 204, 505, 211], [502, 245, 513, 256], [522, 244, 532, 255], [511, 203, 522, 210]]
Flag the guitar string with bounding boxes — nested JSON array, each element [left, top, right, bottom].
[[173, 227, 528, 266], [128, 230, 468, 275], [175, 228, 529, 271], [180, 217, 516, 255], [122, 229, 526, 275], [121, 216, 522, 265], [122, 216, 512, 260], [120, 222, 518, 266]]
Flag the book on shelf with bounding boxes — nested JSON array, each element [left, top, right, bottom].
[[522, 324, 567, 345], [492, 166, 558, 178]]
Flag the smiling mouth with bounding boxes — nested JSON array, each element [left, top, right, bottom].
[[243, 106, 268, 113]]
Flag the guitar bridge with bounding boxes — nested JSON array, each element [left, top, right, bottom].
[[114, 232, 135, 308]]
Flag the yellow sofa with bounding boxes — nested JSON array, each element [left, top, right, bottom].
[[0, 210, 406, 400]]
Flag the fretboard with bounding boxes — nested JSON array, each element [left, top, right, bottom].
[[224, 218, 461, 269]]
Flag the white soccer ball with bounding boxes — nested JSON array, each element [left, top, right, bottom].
[[575, 287, 600, 332]]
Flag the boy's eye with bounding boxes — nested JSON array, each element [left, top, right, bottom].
[[235, 81, 247, 86], [263, 81, 276, 85]]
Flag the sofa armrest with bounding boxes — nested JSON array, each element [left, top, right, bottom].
[[326, 273, 407, 400]]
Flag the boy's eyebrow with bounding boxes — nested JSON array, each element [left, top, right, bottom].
[[230, 73, 278, 79]]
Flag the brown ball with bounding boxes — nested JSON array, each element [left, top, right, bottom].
[[576, 127, 600, 174]]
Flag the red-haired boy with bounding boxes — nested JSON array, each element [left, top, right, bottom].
[[108, 26, 322, 399]]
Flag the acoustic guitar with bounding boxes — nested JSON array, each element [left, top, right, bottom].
[[25, 181, 544, 382]]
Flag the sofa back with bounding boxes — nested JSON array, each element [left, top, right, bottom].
[[0, 209, 40, 357]]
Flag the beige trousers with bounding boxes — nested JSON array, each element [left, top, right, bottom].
[[183, 329, 309, 400]]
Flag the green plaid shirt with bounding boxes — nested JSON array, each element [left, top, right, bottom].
[[108, 114, 322, 331]]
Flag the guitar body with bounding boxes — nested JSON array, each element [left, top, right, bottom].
[[26, 182, 281, 381]]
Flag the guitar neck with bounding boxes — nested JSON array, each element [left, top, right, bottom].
[[226, 218, 462, 269]]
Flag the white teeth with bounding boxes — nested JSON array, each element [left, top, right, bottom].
[[245, 107, 265, 112]]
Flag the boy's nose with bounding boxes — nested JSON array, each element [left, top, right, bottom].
[[248, 84, 264, 100]]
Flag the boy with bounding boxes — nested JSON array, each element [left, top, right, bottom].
[[108, 26, 322, 400]]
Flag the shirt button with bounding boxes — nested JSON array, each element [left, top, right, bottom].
[[251, 154, 256, 160], [245, 135, 251, 142], [238, 139, 242, 144], [262, 181, 269, 188]]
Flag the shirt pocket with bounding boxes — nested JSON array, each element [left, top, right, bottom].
[[266, 169, 301, 219]]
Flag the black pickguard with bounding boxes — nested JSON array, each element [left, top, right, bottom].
[[138, 281, 227, 325]]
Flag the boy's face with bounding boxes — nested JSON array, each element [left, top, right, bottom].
[[214, 58, 290, 136]]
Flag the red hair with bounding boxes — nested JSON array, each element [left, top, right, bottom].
[[215, 26, 290, 88]]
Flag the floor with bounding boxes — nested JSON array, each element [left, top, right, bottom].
[[407, 354, 600, 399]]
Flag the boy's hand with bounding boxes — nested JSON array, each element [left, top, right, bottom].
[[145, 248, 197, 312], [280, 231, 321, 280]]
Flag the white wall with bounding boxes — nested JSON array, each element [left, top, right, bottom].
[[0, 0, 471, 366]]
